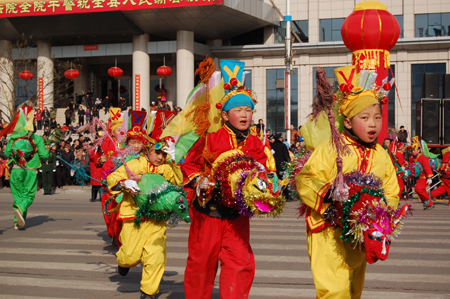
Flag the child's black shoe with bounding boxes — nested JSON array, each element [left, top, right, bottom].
[[118, 265, 130, 276], [140, 291, 155, 299]]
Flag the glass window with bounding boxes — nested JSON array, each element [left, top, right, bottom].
[[320, 18, 344, 42], [410, 63, 446, 136], [394, 15, 404, 38], [266, 68, 298, 134], [15, 77, 36, 108], [243, 70, 252, 90], [275, 20, 309, 43], [415, 13, 450, 37]]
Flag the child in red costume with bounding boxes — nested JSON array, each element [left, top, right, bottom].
[[90, 108, 125, 246], [411, 140, 435, 210], [390, 142, 406, 198], [431, 147, 450, 204], [182, 60, 276, 299]]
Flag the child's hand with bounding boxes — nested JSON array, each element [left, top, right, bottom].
[[122, 180, 140, 193], [333, 183, 350, 202], [196, 177, 215, 197], [162, 140, 176, 161]]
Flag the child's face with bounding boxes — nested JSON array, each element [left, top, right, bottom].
[[222, 106, 253, 131], [113, 127, 121, 140], [344, 104, 382, 144], [145, 148, 167, 166], [412, 148, 420, 156], [127, 139, 144, 153]]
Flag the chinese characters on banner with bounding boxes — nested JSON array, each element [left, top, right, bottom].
[[83, 45, 98, 51], [38, 77, 44, 111], [284, 71, 289, 130], [135, 74, 140, 110], [0, 0, 222, 18]]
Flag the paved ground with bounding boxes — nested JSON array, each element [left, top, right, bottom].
[[0, 190, 449, 299]]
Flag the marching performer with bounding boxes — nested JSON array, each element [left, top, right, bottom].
[[2, 107, 49, 229], [182, 59, 277, 299]]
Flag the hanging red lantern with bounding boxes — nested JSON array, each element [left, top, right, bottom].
[[156, 65, 172, 77], [108, 66, 123, 79], [64, 69, 80, 80], [341, 2, 400, 53], [19, 70, 33, 81]]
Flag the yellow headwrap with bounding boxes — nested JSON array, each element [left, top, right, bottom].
[[340, 90, 380, 119], [109, 108, 123, 132], [411, 136, 421, 149]]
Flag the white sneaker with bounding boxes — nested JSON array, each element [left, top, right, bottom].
[[13, 209, 25, 228]]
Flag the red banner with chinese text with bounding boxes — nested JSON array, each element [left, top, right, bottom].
[[38, 77, 44, 111], [0, 0, 223, 18], [134, 74, 140, 110], [84, 45, 98, 51]]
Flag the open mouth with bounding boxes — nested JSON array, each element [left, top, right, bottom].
[[368, 130, 376, 139]]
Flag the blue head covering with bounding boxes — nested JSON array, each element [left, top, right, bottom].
[[218, 59, 256, 112], [222, 93, 255, 112]]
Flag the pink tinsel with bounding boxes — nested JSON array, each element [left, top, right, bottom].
[[78, 117, 141, 182]]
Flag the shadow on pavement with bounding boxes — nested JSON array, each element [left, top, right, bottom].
[[25, 215, 57, 229]]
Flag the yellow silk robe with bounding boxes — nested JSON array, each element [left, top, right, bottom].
[[296, 134, 399, 233], [107, 155, 183, 220]]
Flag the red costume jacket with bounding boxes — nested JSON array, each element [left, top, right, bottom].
[[395, 151, 405, 166], [415, 153, 433, 179], [182, 124, 272, 185], [439, 151, 450, 178]]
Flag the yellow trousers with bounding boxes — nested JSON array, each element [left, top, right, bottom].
[[307, 227, 366, 299], [117, 219, 167, 296]]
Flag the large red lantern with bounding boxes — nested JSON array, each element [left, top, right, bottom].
[[64, 69, 80, 80], [108, 66, 123, 79], [19, 70, 33, 81], [341, 0, 401, 145], [157, 65, 172, 77], [341, 1, 400, 74]]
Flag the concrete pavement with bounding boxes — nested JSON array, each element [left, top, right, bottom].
[[0, 192, 449, 298]]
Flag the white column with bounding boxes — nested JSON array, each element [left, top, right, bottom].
[[0, 40, 13, 120], [37, 39, 54, 108], [394, 51, 411, 134], [133, 33, 150, 111], [308, 0, 319, 43], [176, 30, 194, 108]]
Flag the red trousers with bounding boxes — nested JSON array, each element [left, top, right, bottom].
[[184, 208, 255, 299], [431, 178, 450, 202], [397, 177, 404, 199], [415, 178, 432, 205], [101, 190, 122, 247]]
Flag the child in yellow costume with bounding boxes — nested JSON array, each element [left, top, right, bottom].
[[107, 134, 182, 299], [296, 69, 399, 299]]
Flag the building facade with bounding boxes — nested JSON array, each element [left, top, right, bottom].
[[0, 0, 449, 138]]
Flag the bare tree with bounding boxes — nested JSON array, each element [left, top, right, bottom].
[[0, 34, 81, 123]]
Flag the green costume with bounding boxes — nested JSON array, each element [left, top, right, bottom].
[[48, 128, 66, 144], [5, 132, 49, 228], [41, 140, 56, 195]]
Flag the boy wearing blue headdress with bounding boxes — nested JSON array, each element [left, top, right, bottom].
[[182, 60, 276, 299]]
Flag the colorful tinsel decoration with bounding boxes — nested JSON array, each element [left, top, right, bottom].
[[281, 148, 312, 201], [133, 180, 188, 227], [210, 152, 286, 218]]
